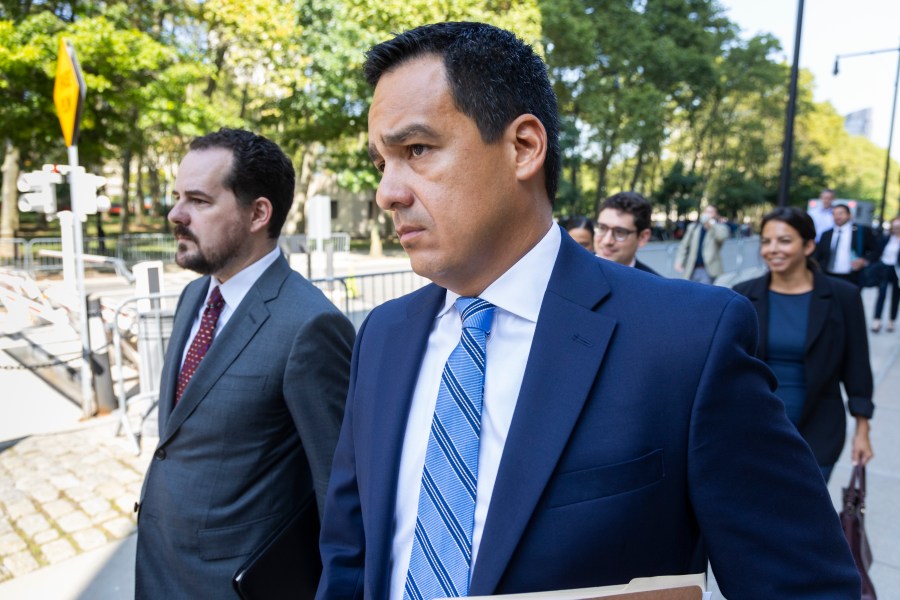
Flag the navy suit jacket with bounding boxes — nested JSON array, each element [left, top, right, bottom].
[[317, 231, 859, 599], [136, 254, 355, 598]]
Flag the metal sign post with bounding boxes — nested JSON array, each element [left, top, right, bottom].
[[54, 37, 95, 417]]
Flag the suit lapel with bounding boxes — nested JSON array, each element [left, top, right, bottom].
[[160, 256, 289, 444], [365, 284, 446, 599], [740, 275, 771, 360], [805, 272, 833, 353], [470, 235, 616, 595], [158, 279, 209, 434]]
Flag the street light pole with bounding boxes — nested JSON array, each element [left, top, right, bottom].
[[879, 43, 899, 227], [777, 0, 805, 207], [834, 40, 900, 228]]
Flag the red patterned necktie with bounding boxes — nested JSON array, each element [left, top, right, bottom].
[[175, 286, 225, 404]]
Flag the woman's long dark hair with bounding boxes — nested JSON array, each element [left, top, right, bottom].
[[760, 207, 820, 272]]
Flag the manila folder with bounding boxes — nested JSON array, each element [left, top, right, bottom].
[[442, 572, 705, 600]]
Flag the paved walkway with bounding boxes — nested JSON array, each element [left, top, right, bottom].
[[0, 265, 898, 598]]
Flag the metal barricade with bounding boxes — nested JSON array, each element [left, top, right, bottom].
[[110, 292, 180, 454], [26, 237, 64, 275], [306, 232, 351, 253], [117, 233, 176, 265], [312, 270, 430, 329], [0, 238, 28, 271]]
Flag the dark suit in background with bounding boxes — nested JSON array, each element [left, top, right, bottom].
[[135, 129, 355, 598], [815, 223, 878, 285], [733, 272, 874, 466]]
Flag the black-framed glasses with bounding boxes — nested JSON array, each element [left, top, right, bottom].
[[595, 224, 637, 242]]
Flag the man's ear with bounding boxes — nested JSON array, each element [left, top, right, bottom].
[[637, 228, 652, 249], [248, 197, 273, 234], [509, 114, 547, 183]]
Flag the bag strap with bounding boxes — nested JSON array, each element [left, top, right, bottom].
[[850, 464, 867, 496]]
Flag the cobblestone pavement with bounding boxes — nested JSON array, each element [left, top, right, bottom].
[[0, 418, 152, 584]]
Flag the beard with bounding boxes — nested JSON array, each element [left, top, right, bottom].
[[173, 224, 240, 275]]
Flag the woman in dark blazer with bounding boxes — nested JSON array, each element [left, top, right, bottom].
[[733, 207, 874, 482]]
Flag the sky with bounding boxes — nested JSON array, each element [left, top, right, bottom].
[[718, 0, 900, 160]]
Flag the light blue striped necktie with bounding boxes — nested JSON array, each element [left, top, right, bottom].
[[404, 297, 495, 600]]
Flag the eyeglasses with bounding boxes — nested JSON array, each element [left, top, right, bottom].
[[595, 224, 637, 242]]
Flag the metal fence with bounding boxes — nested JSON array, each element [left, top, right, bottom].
[[110, 292, 180, 453], [311, 270, 430, 329], [0, 232, 352, 279], [0, 238, 27, 270]]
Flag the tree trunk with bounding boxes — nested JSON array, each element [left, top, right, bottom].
[[120, 148, 133, 235], [148, 163, 161, 218], [1, 141, 21, 244], [284, 145, 319, 236], [630, 139, 648, 191], [134, 153, 145, 228], [205, 42, 229, 98], [593, 146, 614, 215]]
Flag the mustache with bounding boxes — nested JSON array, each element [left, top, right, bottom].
[[173, 225, 197, 242]]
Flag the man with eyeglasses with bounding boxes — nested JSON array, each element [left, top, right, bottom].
[[674, 204, 730, 284], [595, 191, 659, 275]]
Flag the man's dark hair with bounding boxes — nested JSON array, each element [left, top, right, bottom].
[[600, 191, 652, 232], [832, 204, 852, 217], [189, 128, 295, 238], [560, 215, 594, 237], [364, 21, 561, 202]]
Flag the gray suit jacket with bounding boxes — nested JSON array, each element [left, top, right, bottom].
[[135, 253, 355, 599]]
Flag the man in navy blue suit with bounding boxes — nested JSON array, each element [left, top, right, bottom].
[[317, 22, 859, 600]]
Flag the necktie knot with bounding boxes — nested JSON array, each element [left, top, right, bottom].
[[455, 297, 494, 334], [207, 286, 225, 313]]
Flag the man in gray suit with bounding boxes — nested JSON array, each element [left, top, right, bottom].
[[135, 128, 355, 598]]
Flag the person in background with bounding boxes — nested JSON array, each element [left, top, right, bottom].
[[733, 207, 874, 483], [595, 191, 658, 275], [560, 215, 595, 253], [808, 188, 836, 242], [674, 205, 729, 284], [871, 215, 900, 333], [814, 203, 878, 287]]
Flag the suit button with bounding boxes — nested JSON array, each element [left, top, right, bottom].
[[134, 502, 140, 513], [154, 448, 167, 460]]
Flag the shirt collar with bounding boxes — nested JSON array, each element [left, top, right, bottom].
[[207, 245, 282, 309], [437, 224, 560, 323]]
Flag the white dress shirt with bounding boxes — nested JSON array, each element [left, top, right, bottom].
[[180, 246, 282, 368], [389, 224, 560, 600], [829, 223, 853, 274], [881, 235, 900, 267]]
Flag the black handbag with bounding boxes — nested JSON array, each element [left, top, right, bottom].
[[840, 465, 877, 600], [858, 262, 885, 288]]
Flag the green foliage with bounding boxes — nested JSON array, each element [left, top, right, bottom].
[[2, 0, 898, 234]]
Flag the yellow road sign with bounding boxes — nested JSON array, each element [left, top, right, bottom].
[[53, 38, 86, 147]]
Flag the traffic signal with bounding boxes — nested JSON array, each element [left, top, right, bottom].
[[71, 171, 110, 215], [17, 170, 62, 213]]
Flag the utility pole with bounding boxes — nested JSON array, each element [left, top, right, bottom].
[[777, 0, 805, 207]]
